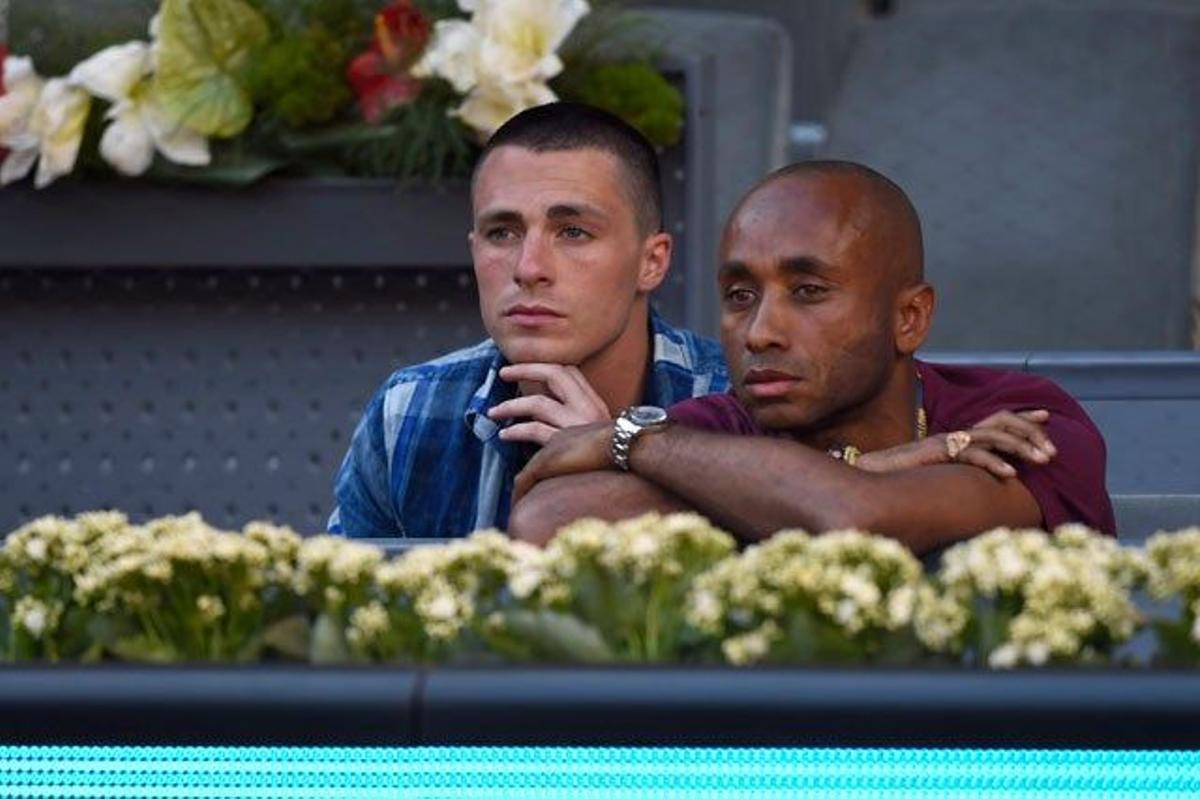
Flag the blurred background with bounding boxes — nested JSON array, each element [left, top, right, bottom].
[[1, 0, 1198, 533]]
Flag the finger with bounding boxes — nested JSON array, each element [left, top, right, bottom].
[[489, 395, 574, 428], [956, 446, 1018, 478], [977, 410, 1056, 455], [513, 464, 536, 504], [968, 428, 1052, 463], [499, 363, 586, 403], [992, 412, 1056, 456], [499, 421, 559, 446], [565, 365, 609, 412]]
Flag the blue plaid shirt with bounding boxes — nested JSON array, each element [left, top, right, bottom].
[[329, 311, 729, 538]]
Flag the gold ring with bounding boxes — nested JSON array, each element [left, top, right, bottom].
[[946, 431, 972, 460]]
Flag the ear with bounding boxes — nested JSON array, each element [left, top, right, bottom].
[[636, 232, 672, 293], [895, 282, 935, 355]]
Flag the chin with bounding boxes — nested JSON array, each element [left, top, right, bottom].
[[496, 336, 583, 366], [745, 399, 822, 433]]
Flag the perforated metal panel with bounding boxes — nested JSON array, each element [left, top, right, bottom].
[[0, 269, 485, 532], [822, 0, 1200, 350]]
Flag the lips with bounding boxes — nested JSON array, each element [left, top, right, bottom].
[[742, 367, 802, 399], [503, 304, 565, 326]]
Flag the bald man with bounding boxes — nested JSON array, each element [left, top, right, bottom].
[[508, 161, 1115, 553]]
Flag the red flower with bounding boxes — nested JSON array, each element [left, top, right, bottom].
[[347, 0, 431, 124]]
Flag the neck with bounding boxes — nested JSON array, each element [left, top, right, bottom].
[[802, 359, 920, 453]]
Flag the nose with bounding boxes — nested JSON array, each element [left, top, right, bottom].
[[512, 233, 554, 288], [743, 292, 789, 353]]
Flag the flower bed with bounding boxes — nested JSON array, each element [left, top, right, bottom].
[[2, 510, 1196, 668]]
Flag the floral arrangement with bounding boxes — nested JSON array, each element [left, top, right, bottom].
[[918, 525, 1146, 667], [2, 509, 1194, 668], [0, 0, 682, 188]]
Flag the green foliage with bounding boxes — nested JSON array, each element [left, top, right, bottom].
[[246, 0, 376, 52], [344, 82, 478, 181], [153, 0, 272, 138], [247, 28, 353, 129], [558, 61, 683, 148]]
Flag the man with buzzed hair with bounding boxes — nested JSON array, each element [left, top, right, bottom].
[[329, 103, 730, 538], [510, 161, 1115, 552]]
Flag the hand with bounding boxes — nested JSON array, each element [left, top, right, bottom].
[[487, 363, 610, 446], [513, 421, 614, 504], [857, 409, 1055, 479]]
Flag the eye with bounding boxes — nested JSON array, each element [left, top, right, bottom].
[[484, 227, 517, 243], [794, 283, 829, 301], [722, 287, 757, 308], [560, 225, 593, 241]]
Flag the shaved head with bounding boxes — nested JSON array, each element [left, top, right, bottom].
[[717, 160, 935, 440], [724, 160, 925, 292]]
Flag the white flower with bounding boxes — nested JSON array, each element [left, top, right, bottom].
[[456, 79, 556, 138], [0, 57, 91, 188], [28, 79, 91, 188], [69, 41, 209, 177], [196, 594, 226, 623], [475, 0, 589, 85], [13, 596, 59, 639], [414, 19, 483, 93], [0, 56, 45, 185], [988, 642, 1019, 669]]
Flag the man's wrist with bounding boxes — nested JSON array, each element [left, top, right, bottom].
[[610, 405, 670, 471]]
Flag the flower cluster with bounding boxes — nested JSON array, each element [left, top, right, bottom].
[[414, 0, 587, 138], [687, 530, 926, 665], [529, 513, 736, 661], [0, 510, 1188, 668], [1142, 527, 1200, 664], [0, 0, 683, 188], [927, 526, 1144, 668]]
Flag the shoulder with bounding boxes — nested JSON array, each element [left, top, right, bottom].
[[365, 339, 499, 421], [918, 360, 1093, 429], [668, 392, 760, 435], [918, 360, 1115, 535], [650, 315, 731, 390]]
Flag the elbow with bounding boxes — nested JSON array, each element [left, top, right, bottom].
[[507, 477, 584, 547], [805, 496, 885, 534]]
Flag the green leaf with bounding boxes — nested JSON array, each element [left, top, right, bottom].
[[1151, 619, 1200, 667], [498, 610, 615, 664], [278, 124, 402, 155], [109, 635, 181, 664], [153, 0, 272, 138], [309, 612, 351, 664], [260, 614, 311, 660], [145, 147, 288, 186]]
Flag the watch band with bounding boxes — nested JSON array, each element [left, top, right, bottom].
[[610, 406, 668, 471]]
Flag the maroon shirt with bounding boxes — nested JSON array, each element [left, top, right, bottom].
[[667, 361, 1116, 535]]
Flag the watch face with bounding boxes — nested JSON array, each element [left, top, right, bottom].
[[629, 405, 668, 426]]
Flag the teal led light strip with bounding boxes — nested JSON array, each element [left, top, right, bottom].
[[0, 746, 1196, 798]]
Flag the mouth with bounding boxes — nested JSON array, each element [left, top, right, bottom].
[[503, 304, 565, 327], [742, 367, 802, 400]]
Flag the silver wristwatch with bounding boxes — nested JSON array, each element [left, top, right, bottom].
[[610, 405, 670, 471]]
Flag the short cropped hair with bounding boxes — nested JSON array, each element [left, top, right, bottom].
[[474, 102, 664, 235]]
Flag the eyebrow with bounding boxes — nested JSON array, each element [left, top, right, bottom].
[[477, 203, 611, 227], [546, 203, 608, 222], [718, 256, 836, 282]]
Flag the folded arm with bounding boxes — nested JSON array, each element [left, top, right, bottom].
[[511, 423, 1042, 553]]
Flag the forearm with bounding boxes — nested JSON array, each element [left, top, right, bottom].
[[508, 471, 692, 546], [629, 427, 1041, 553]]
